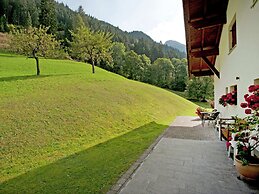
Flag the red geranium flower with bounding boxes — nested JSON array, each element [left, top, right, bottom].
[[240, 103, 247, 108], [245, 109, 252, 114], [248, 85, 255, 92]]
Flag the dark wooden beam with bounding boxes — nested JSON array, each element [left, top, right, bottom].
[[202, 56, 220, 78], [192, 70, 214, 76], [189, 16, 226, 29], [201, 29, 205, 48], [191, 48, 219, 57]]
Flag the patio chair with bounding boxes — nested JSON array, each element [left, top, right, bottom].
[[201, 110, 220, 127], [206, 111, 220, 126]]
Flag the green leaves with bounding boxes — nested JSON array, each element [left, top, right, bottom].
[[186, 77, 214, 101], [39, 0, 57, 34], [11, 26, 60, 58], [151, 58, 174, 88], [10, 26, 63, 75], [70, 26, 113, 73]]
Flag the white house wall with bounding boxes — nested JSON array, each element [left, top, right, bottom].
[[214, 0, 259, 118]]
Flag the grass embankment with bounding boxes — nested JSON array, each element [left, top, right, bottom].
[[0, 53, 197, 193]]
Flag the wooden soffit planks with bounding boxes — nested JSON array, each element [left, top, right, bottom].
[[182, 0, 228, 78]]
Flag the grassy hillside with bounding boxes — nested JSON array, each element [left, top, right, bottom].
[[0, 53, 197, 193]]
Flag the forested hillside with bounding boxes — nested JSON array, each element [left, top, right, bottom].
[[0, 0, 186, 61], [165, 40, 186, 53]]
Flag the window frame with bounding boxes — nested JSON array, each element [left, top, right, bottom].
[[229, 15, 237, 54]]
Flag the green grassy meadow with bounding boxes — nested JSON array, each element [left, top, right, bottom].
[[0, 53, 197, 193]]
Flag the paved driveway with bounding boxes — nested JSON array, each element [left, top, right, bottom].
[[117, 117, 259, 194]]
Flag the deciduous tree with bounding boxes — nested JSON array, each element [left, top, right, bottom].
[[70, 26, 113, 74], [111, 42, 126, 75], [171, 58, 187, 91], [151, 58, 174, 88], [186, 76, 214, 101], [123, 50, 144, 80], [11, 26, 60, 75]]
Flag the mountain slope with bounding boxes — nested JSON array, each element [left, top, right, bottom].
[[165, 40, 186, 53], [0, 53, 196, 193], [128, 31, 154, 42]]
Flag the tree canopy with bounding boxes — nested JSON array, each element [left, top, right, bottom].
[[186, 76, 214, 101], [70, 26, 113, 74], [39, 0, 57, 33], [10, 26, 60, 75]]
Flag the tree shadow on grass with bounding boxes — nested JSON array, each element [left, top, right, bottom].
[[0, 122, 168, 194], [0, 53, 19, 58], [0, 74, 73, 82]]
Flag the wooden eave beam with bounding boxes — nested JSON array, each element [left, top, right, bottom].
[[189, 16, 226, 29], [202, 56, 220, 78], [191, 48, 219, 57], [191, 70, 214, 76]]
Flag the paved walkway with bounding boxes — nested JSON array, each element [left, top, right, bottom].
[[115, 116, 259, 194]]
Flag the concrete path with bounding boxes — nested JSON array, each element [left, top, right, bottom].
[[117, 116, 259, 194]]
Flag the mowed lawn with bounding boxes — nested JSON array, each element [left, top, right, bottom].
[[0, 53, 197, 193]]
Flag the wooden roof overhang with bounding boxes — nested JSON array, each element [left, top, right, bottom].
[[182, 0, 229, 78]]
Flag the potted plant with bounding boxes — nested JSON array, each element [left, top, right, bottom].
[[232, 116, 249, 133], [219, 90, 237, 107], [219, 94, 227, 107], [235, 84, 259, 181], [235, 130, 259, 180]]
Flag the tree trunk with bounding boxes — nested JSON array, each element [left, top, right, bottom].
[[35, 57, 40, 76], [91, 59, 95, 74], [33, 49, 40, 76]]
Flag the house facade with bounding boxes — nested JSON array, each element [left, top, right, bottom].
[[183, 0, 259, 118], [214, 0, 259, 118]]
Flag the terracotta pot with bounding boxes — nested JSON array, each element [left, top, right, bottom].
[[235, 156, 259, 181]]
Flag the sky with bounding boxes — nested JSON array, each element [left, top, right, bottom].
[[57, 0, 186, 44]]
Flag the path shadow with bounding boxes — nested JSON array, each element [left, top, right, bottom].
[[0, 74, 72, 82], [0, 122, 168, 194], [164, 125, 217, 141]]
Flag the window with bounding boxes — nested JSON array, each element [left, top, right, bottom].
[[225, 87, 229, 94], [230, 85, 237, 92], [230, 85, 237, 105], [254, 78, 259, 85], [229, 15, 237, 53], [231, 21, 236, 48]]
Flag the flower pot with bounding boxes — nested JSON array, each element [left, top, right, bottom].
[[235, 155, 259, 181]]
